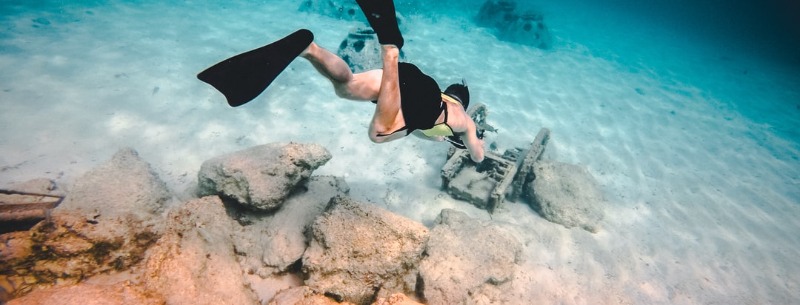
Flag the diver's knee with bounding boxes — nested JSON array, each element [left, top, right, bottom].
[[334, 86, 351, 99]]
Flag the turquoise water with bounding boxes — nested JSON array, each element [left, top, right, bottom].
[[1, 0, 799, 303]]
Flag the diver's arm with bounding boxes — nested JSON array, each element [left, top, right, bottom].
[[463, 120, 485, 163]]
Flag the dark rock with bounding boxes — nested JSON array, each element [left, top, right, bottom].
[[476, 0, 517, 29]]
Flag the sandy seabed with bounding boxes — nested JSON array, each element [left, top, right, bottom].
[[1, 0, 799, 304]]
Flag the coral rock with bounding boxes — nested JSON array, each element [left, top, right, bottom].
[[528, 160, 605, 233], [6, 282, 163, 305], [303, 196, 429, 305], [232, 176, 350, 275], [0, 148, 170, 299], [142, 196, 259, 305], [419, 209, 523, 305], [198, 143, 332, 211]]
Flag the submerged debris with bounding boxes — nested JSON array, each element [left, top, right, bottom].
[[440, 103, 604, 232], [0, 179, 63, 234], [441, 103, 550, 213]]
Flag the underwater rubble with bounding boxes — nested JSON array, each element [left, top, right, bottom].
[[419, 209, 523, 304], [0, 148, 168, 303], [0, 145, 435, 304], [0, 179, 64, 234], [1, 130, 605, 304], [441, 103, 605, 232]]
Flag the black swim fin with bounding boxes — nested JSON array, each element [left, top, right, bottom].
[[197, 29, 314, 107], [355, 0, 403, 49]]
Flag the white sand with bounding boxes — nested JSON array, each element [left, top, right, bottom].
[[1, 1, 799, 303]]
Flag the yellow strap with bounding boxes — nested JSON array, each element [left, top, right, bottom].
[[441, 93, 462, 106]]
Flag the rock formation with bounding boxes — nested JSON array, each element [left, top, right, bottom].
[[2, 141, 561, 304], [231, 176, 350, 276], [6, 281, 162, 305], [0, 148, 170, 299], [268, 287, 422, 305], [418, 209, 523, 304], [528, 160, 605, 233], [303, 196, 429, 305], [141, 196, 260, 305], [197, 143, 332, 211]]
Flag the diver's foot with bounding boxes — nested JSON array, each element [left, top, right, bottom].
[[356, 0, 404, 49], [300, 41, 318, 58]]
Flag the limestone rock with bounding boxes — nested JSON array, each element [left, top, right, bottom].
[[418, 209, 522, 305], [268, 287, 420, 305], [0, 148, 170, 299], [198, 143, 332, 211], [142, 196, 259, 305], [528, 160, 605, 233], [232, 176, 350, 276], [303, 196, 429, 305], [373, 293, 424, 305], [57, 147, 171, 218], [6, 282, 163, 305], [269, 286, 354, 305]]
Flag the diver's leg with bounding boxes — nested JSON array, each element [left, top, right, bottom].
[[368, 45, 405, 143], [300, 42, 380, 100]]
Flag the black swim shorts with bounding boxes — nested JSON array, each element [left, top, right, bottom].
[[397, 62, 442, 133]]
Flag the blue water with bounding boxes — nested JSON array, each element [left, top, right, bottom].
[[1, 0, 799, 303]]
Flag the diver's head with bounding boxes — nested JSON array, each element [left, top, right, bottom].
[[444, 79, 470, 110]]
